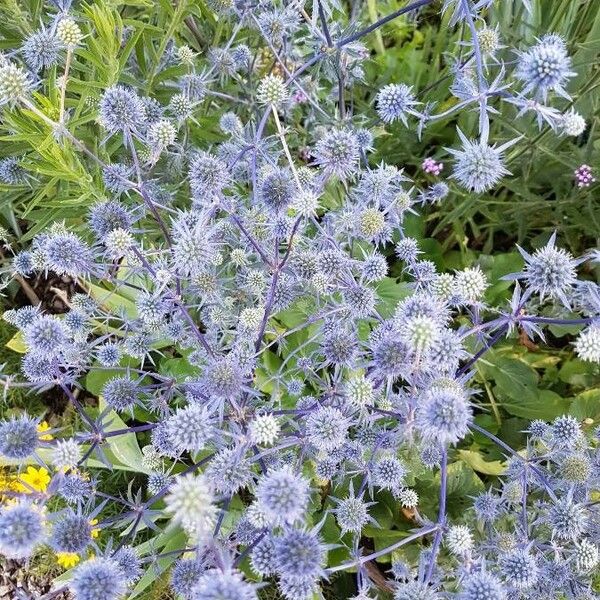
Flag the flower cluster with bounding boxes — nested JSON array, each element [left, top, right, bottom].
[[0, 1, 598, 599]]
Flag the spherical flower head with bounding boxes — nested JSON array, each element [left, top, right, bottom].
[[376, 83, 418, 125], [395, 487, 419, 508], [219, 111, 243, 135], [460, 570, 507, 600], [59, 472, 93, 503], [561, 109, 586, 136], [148, 119, 177, 149], [51, 438, 82, 470], [43, 232, 94, 277], [278, 576, 319, 600], [260, 167, 296, 212], [478, 26, 501, 54], [104, 228, 133, 260], [305, 406, 349, 451], [249, 414, 281, 445], [371, 333, 410, 379], [516, 34, 574, 99], [372, 455, 407, 490], [558, 452, 591, 483], [232, 44, 251, 69], [573, 539, 599, 573], [0, 156, 27, 184], [0, 501, 45, 558], [51, 512, 93, 553], [499, 548, 538, 589], [518, 233, 577, 304], [273, 527, 326, 579], [549, 414, 582, 450], [56, 18, 84, 47], [102, 376, 140, 412], [399, 314, 440, 352], [547, 496, 588, 540], [321, 329, 357, 366], [70, 558, 127, 600], [89, 200, 132, 239], [24, 315, 67, 358], [362, 252, 388, 282], [0, 414, 39, 459], [344, 284, 376, 317], [250, 536, 276, 577], [255, 466, 309, 526], [257, 74, 289, 107], [171, 558, 204, 598], [448, 130, 514, 193], [165, 473, 217, 539], [417, 387, 472, 446], [189, 151, 230, 197], [344, 373, 375, 409], [99, 85, 146, 134], [333, 496, 370, 535], [191, 569, 257, 600], [445, 525, 473, 556], [292, 189, 321, 217], [314, 129, 360, 179], [22, 29, 61, 71], [574, 326, 600, 363], [395, 237, 421, 263], [394, 582, 441, 599], [454, 266, 488, 304], [166, 403, 213, 453], [205, 447, 253, 495], [176, 45, 196, 65], [0, 62, 32, 105], [113, 545, 142, 584]]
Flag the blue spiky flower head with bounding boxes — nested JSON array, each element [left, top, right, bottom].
[[498, 548, 538, 589], [376, 83, 419, 125], [70, 558, 127, 600], [255, 466, 310, 526], [99, 85, 147, 134], [448, 130, 517, 193], [314, 129, 360, 179], [24, 315, 67, 358], [0, 501, 46, 559], [460, 569, 507, 599], [516, 34, 575, 100], [416, 386, 472, 445], [22, 28, 61, 71], [514, 232, 579, 306], [191, 569, 257, 600], [273, 526, 326, 580], [0, 413, 39, 459]]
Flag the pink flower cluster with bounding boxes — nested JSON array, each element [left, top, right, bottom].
[[422, 157, 443, 176], [574, 164, 595, 188]]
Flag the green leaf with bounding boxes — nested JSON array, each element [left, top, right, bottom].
[[87, 282, 138, 319], [5, 330, 27, 353], [569, 389, 600, 422], [458, 449, 506, 476], [501, 389, 571, 420], [99, 397, 149, 473]]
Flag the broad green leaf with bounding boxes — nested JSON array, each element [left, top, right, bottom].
[[458, 449, 506, 476], [99, 397, 149, 473], [6, 330, 27, 353]]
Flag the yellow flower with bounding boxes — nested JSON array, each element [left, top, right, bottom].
[[37, 421, 53, 441], [90, 518, 100, 538], [56, 552, 80, 568], [0, 473, 20, 495], [18, 466, 51, 493]]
